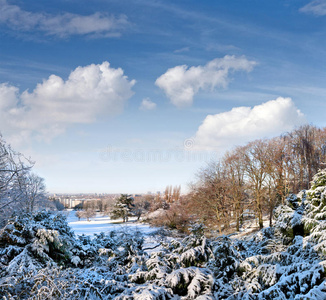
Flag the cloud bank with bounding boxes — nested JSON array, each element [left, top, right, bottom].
[[155, 55, 256, 107], [192, 97, 306, 151], [0, 62, 135, 144], [0, 0, 129, 37], [300, 0, 326, 16]]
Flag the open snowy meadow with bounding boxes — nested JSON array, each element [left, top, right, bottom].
[[66, 210, 168, 255], [66, 210, 158, 237]]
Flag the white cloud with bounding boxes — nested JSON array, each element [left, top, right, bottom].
[[0, 62, 135, 145], [300, 0, 326, 16], [140, 98, 157, 110], [192, 97, 306, 151], [155, 55, 256, 107], [174, 47, 190, 53], [0, 0, 129, 37]]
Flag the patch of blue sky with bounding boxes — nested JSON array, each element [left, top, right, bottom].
[[0, 0, 325, 192]]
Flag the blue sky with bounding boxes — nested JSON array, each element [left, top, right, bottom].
[[1, 0, 326, 194]]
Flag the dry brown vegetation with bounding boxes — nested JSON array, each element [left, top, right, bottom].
[[151, 125, 326, 234]]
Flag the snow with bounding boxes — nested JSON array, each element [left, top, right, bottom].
[[2, 170, 326, 299], [66, 210, 163, 254], [66, 210, 158, 236]]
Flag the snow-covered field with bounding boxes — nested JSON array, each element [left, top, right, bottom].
[[65, 210, 167, 256], [66, 210, 158, 236], [65, 210, 163, 252]]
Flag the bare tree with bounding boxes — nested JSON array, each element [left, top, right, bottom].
[[164, 185, 173, 204], [240, 140, 270, 229], [223, 148, 247, 231], [133, 195, 153, 220], [172, 185, 181, 202], [15, 172, 47, 213], [0, 135, 34, 225], [82, 208, 96, 221], [75, 210, 83, 221], [189, 162, 232, 233]]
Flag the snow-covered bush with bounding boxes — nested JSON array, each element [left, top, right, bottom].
[[3, 170, 326, 299], [0, 212, 73, 269]]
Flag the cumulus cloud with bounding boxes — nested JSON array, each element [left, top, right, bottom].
[[300, 0, 326, 16], [155, 55, 256, 107], [0, 62, 135, 144], [192, 97, 306, 151], [0, 0, 129, 37], [140, 98, 157, 110]]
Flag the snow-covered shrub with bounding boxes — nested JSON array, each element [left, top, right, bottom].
[[178, 235, 213, 268], [115, 284, 174, 300], [0, 212, 74, 269], [275, 170, 326, 249], [274, 193, 305, 242], [208, 236, 241, 279], [165, 267, 213, 299], [3, 170, 326, 299]]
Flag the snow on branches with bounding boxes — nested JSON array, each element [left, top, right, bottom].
[[2, 169, 326, 298]]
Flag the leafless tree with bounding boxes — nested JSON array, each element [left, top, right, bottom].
[[223, 148, 247, 231], [189, 162, 232, 233], [239, 140, 270, 229], [82, 208, 96, 221], [15, 172, 47, 213], [0, 135, 35, 225]]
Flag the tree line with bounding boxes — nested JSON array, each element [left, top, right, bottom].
[[157, 125, 326, 233]]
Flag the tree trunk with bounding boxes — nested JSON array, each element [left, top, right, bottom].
[[256, 191, 264, 229], [269, 208, 273, 227], [258, 210, 263, 229], [236, 208, 241, 231]]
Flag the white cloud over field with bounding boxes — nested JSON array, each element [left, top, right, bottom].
[[192, 97, 306, 151], [0, 0, 129, 37], [0, 62, 135, 144], [155, 55, 256, 107]]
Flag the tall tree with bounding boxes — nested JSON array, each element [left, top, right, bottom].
[[241, 140, 269, 229], [284, 125, 326, 191], [189, 162, 231, 233], [223, 148, 247, 231], [164, 185, 173, 204], [111, 194, 134, 222]]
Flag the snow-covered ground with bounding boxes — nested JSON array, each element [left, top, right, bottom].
[[66, 210, 159, 237], [65, 210, 163, 252]]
